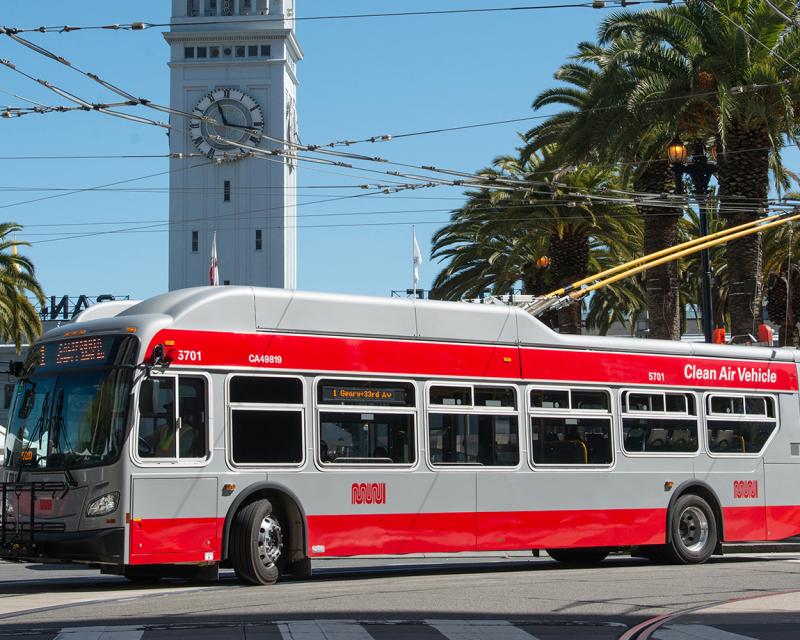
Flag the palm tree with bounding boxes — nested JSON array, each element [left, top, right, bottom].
[[597, 0, 800, 338], [431, 148, 642, 334], [0, 223, 45, 351], [528, 43, 685, 340]]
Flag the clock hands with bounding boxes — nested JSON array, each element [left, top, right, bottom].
[[215, 103, 229, 127]]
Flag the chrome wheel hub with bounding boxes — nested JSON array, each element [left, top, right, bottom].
[[679, 506, 709, 552], [257, 514, 283, 567]]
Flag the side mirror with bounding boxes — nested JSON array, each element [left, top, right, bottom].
[[8, 361, 23, 378]]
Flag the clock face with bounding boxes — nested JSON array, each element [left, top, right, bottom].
[[189, 89, 264, 161]]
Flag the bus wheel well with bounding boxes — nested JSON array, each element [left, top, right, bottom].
[[669, 483, 725, 553], [223, 487, 310, 576]]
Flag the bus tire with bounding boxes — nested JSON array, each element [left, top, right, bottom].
[[665, 494, 717, 564], [230, 499, 285, 585], [546, 548, 608, 565]]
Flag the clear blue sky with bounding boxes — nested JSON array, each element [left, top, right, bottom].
[[0, 1, 618, 302]]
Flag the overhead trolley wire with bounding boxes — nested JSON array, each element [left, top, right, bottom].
[[2, 26, 794, 206], [1, 1, 684, 33]]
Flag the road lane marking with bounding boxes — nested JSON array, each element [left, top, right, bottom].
[[427, 620, 538, 640], [278, 620, 374, 640], [54, 627, 144, 640], [653, 624, 759, 640]]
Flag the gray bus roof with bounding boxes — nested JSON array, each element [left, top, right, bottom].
[[103, 286, 797, 364]]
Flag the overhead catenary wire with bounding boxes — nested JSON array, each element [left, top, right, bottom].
[[0, 1, 685, 34], [2, 28, 795, 205], [526, 207, 800, 316]]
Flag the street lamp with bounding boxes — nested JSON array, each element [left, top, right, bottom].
[[668, 137, 717, 344]]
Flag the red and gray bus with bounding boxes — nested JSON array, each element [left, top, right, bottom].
[[2, 286, 799, 584]]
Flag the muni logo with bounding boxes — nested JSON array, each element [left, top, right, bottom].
[[351, 482, 386, 505], [733, 480, 759, 499]]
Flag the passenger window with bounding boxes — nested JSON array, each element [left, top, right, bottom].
[[231, 410, 303, 463], [429, 414, 519, 465], [622, 390, 698, 454], [710, 396, 744, 415], [572, 390, 610, 411], [230, 376, 302, 404], [622, 417, 698, 453], [229, 375, 304, 466], [708, 395, 776, 454], [474, 386, 516, 408], [430, 386, 471, 406], [319, 412, 414, 464], [666, 394, 688, 414], [318, 378, 416, 465], [628, 393, 664, 412], [531, 417, 612, 465], [530, 388, 569, 410]]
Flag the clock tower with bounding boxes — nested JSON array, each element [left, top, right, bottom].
[[165, 0, 302, 290]]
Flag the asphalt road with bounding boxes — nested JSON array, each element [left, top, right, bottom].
[[1, 552, 799, 639]]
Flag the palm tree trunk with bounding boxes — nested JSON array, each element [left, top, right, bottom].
[[635, 160, 682, 340], [718, 122, 769, 340], [549, 230, 588, 334]]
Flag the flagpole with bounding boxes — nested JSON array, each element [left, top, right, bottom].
[[412, 225, 416, 299]]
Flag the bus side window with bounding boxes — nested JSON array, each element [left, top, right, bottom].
[[178, 377, 207, 458], [138, 378, 177, 458]]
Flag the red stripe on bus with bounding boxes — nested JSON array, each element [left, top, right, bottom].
[[477, 508, 666, 549], [125, 505, 800, 564], [766, 505, 800, 540], [306, 508, 667, 556], [148, 330, 798, 391], [151, 330, 518, 379], [129, 517, 222, 565]]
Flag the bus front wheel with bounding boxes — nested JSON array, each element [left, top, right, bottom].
[[665, 494, 718, 564], [230, 499, 286, 585]]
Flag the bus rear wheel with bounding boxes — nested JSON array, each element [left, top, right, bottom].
[[231, 498, 286, 585], [546, 548, 609, 565], [664, 494, 718, 564]]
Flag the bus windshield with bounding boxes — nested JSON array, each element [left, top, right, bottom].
[[4, 335, 139, 470]]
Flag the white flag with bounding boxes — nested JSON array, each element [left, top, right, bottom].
[[210, 231, 220, 286], [412, 227, 422, 288]]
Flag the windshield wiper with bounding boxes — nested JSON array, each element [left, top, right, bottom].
[[15, 390, 49, 484], [52, 390, 77, 488]]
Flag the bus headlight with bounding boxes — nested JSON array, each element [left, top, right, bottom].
[[86, 492, 119, 517]]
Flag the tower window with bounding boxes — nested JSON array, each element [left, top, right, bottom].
[[235, 46, 245, 58], [223, 47, 233, 57], [184, 47, 195, 59], [187, 0, 199, 17], [241, 0, 253, 15], [224, 180, 231, 202], [256, 0, 269, 15], [248, 45, 258, 57], [191, 231, 199, 253], [223, 0, 234, 16], [197, 47, 207, 58], [207, 0, 218, 17], [255, 229, 262, 251], [210, 47, 220, 58], [260, 45, 271, 57]]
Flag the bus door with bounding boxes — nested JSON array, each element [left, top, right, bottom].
[[129, 375, 218, 564], [695, 393, 775, 542], [763, 393, 799, 540]]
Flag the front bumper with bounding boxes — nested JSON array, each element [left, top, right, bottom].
[[1, 527, 124, 564]]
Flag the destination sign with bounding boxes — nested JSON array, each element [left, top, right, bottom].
[[321, 383, 412, 406]]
